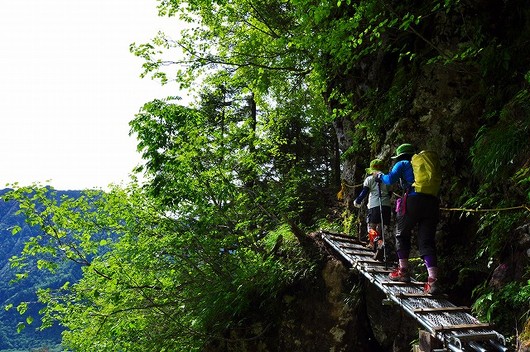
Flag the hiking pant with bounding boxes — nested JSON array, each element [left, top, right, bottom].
[[367, 205, 391, 226], [367, 205, 391, 238], [395, 194, 440, 258]]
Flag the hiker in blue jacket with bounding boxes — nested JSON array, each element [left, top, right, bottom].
[[373, 143, 441, 295], [353, 159, 391, 255]]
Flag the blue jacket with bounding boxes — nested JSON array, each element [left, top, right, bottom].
[[380, 160, 417, 195]]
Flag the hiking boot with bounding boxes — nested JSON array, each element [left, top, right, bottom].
[[424, 278, 441, 295], [388, 267, 411, 282]]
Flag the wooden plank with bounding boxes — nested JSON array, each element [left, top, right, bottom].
[[414, 306, 470, 314], [381, 281, 424, 287], [396, 292, 449, 298], [321, 231, 351, 239], [341, 244, 371, 250], [365, 268, 394, 273], [340, 245, 371, 252], [355, 259, 384, 265], [335, 241, 367, 247], [339, 242, 365, 246], [327, 235, 359, 243], [343, 249, 374, 256], [396, 292, 434, 298], [433, 323, 493, 332]]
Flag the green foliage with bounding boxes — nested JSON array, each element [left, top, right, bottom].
[[471, 90, 530, 184], [462, 91, 529, 337], [3, 184, 317, 351], [514, 167, 530, 202], [459, 182, 527, 261], [3, 86, 330, 350], [132, 91, 334, 226], [463, 89, 530, 265], [472, 280, 530, 335], [461, 86, 530, 342], [5, 0, 530, 349], [341, 212, 356, 236], [136, 0, 469, 126], [478, 211, 526, 261], [0, 346, 62, 352]]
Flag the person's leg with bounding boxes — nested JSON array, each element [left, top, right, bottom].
[[366, 208, 380, 249], [417, 196, 441, 293], [367, 223, 378, 249], [382, 205, 391, 228], [395, 212, 414, 267], [389, 211, 415, 281], [370, 206, 388, 261], [379, 205, 391, 249]]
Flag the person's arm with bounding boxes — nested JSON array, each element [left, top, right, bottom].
[[354, 176, 373, 207], [353, 186, 369, 207], [376, 161, 405, 185]]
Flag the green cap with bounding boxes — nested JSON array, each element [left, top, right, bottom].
[[365, 158, 384, 174], [391, 143, 415, 159]]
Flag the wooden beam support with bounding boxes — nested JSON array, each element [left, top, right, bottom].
[[395, 292, 433, 298], [381, 281, 424, 287], [344, 249, 374, 256], [414, 306, 471, 314], [365, 268, 393, 273], [395, 292, 448, 298], [433, 323, 493, 332]]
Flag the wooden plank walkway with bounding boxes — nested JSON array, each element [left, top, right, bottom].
[[320, 230, 508, 352]]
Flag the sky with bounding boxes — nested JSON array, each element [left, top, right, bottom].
[[0, 0, 184, 190]]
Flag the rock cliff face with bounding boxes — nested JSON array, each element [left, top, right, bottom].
[[369, 37, 530, 352], [205, 233, 425, 352], [327, 2, 530, 350]]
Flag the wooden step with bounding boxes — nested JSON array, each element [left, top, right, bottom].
[[365, 268, 394, 273], [341, 245, 372, 252], [433, 323, 493, 332], [355, 259, 384, 265], [414, 306, 471, 314], [395, 292, 437, 298], [381, 281, 424, 287], [327, 235, 360, 243], [343, 249, 375, 256]]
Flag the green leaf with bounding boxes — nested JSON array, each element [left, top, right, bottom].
[[11, 225, 22, 235], [16, 302, 28, 315]]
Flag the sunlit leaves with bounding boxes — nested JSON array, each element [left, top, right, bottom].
[[16, 302, 28, 315]]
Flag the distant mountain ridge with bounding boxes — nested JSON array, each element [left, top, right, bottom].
[[0, 189, 82, 351]]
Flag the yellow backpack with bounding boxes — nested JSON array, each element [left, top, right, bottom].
[[411, 150, 441, 196]]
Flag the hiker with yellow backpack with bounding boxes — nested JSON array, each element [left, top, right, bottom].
[[353, 159, 392, 260], [373, 143, 442, 295]]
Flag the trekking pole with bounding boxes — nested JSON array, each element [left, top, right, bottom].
[[377, 182, 387, 268]]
